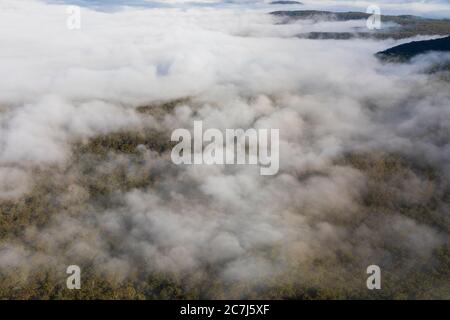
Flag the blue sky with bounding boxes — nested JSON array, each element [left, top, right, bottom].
[[45, 0, 169, 10], [44, 0, 450, 5]]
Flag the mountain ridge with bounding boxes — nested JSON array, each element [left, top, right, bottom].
[[377, 36, 450, 61]]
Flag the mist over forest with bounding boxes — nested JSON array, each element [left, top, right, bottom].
[[0, 0, 449, 299]]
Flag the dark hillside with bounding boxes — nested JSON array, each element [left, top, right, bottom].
[[377, 36, 450, 61]]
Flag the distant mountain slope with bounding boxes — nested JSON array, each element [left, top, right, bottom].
[[272, 10, 450, 39], [272, 10, 375, 21], [270, 1, 303, 4], [377, 36, 450, 61]]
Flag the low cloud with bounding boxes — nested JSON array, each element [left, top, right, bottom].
[[0, 0, 448, 297]]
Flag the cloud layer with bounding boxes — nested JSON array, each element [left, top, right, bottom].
[[0, 0, 449, 297]]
